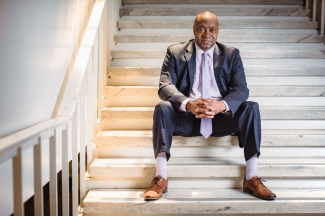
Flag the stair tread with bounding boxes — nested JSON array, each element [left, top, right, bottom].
[[91, 157, 325, 166], [117, 20, 318, 29], [120, 8, 309, 17], [115, 34, 325, 43], [97, 129, 325, 136], [85, 188, 325, 200], [83, 189, 325, 214], [121, 0, 304, 5], [108, 66, 325, 76]]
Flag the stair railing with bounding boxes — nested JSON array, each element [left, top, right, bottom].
[[307, 0, 325, 35], [0, 0, 114, 215]]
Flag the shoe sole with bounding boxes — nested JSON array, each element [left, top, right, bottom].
[[243, 187, 276, 200]]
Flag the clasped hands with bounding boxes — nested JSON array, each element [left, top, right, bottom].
[[186, 98, 226, 118]]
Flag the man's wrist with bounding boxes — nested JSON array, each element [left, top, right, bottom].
[[179, 98, 191, 112]]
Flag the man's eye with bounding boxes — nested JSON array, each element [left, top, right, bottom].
[[198, 27, 205, 32], [210, 29, 216, 32]]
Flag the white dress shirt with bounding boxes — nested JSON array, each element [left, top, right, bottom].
[[180, 43, 229, 112]]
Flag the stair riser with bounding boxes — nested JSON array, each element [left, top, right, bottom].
[[99, 120, 325, 130], [108, 66, 325, 76], [105, 86, 325, 97], [122, 0, 304, 5], [94, 146, 325, 158], [107, 76, 325, 86], [96, 134, 325, 147], [117, 20, 317, 29], [86, 177, 325, 190], [83, 201, 325, 215], [101, 108, 325, 120], [112, 50, 325, 59], [115, 35, 325, 43], [120, 8, 310, 16], [90, 165, 325, 178], [103, 97, 325, 107]]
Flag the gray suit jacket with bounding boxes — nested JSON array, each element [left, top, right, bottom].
[[158, 39, 249, 117]]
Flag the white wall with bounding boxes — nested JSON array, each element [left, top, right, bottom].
[[0, 0, 92, 215], [0, 0, 92, 138]]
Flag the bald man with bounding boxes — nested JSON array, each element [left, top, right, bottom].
[[144, 12, 276, 201]]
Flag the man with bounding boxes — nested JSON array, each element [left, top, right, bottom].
[[144, 11, 276, 201]]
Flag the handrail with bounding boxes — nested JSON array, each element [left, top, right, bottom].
[[0, 117, 70, 164], [0, 0, 108, 215], [57, 1, 106, 118]]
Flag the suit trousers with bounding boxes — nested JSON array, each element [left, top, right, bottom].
[[152, 101, 261, 161]]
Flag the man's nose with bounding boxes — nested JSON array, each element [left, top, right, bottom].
[[203, 30, 211, 37]]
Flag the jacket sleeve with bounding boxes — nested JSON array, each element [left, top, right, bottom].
[[158, 46, 188, 110], [222, 49, 249, 117]]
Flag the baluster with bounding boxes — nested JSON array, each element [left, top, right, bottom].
[[50, 129, 60, 216], [86, 49, 93, 172], [34, 137, 44, 216], [320, 0, 325, 35], [313, 0, 317, 21], [79, 76, 87, 205], [13, 147, 24, 216], [62, 122, 71, 216], [72, 101, 80, 215]]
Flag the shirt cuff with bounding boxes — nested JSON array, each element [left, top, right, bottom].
[[180, 98, 191, 112], [221, 100, 230, 113]]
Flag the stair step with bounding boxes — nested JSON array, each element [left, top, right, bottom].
[[118, 28, 318, 35], [86, 177, 325, 190], [122, 0, 304, 5], [107, 75, 325, 86], [84, 188, 325, 215], [96, 130, 325, 147], [101, 106, 325, 120], [115, 34, 325, 43], [111, 49, 325, 59], [90, 157, 325, 178], [105, 85, 325, 97], [110, 58, 325, 67], [117, 20, 317, 29], [114, 43, 325, 50], [120, 8, 310, 16], [108, 66, 325, 76]]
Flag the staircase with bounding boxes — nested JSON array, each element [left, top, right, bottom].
[[83, 0, 325, 215]]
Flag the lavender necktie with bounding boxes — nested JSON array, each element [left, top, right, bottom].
[[200, 52, 212, 139]]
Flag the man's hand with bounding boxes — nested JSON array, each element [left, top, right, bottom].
[[186, 98, 226, 118]]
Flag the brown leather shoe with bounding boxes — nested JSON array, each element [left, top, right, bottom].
[[144, 175, 168, 201], [243, 176, 276, 200]]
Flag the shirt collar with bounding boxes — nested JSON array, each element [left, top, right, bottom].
[[195, 43, 217, 58]]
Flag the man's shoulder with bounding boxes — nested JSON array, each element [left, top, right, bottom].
[[217, 42, 239, 55], [167, 40, 194, 52]]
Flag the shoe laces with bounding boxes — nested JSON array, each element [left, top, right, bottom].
[[146, 176, 163, 191], [255, 177, 267, 187]]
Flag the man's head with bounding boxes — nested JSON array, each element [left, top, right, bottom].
[[193, 11, 220, 51]]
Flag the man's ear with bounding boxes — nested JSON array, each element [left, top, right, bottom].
[[193, 25, 195, 35]]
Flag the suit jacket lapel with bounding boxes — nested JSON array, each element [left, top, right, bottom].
[[185, 41, 196, 94], [213, 42, 225, 96]]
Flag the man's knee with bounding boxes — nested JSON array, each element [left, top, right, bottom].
[[241, 101, 260, 113], [154, 101, 175, 116]]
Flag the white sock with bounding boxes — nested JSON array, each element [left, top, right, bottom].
[[156, 152, 167, 179], [246, 153, 258, 180]]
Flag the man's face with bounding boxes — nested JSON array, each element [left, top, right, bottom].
[[193, 16, 219, 51]]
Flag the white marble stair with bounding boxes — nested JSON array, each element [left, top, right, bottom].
[[84, 0, 325, 215], [122, 0, 304, 5], [84, 188, 325, 215]]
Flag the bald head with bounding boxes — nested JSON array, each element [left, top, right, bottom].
[[193, 11, 220, 51], [194, 11, 219, 27]]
